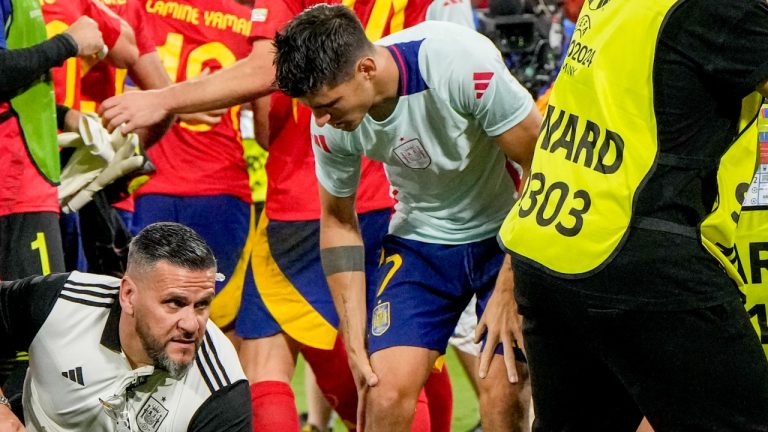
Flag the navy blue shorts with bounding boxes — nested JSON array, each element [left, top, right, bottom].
[[368, 235, 507, 356], [235, 209, 390, 349], [134, 194, 254, 328]]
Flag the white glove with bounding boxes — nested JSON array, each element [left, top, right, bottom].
[[59, 129, 108, 207], [59, 113, 151, 213], [62, 132, 147, 213], [79, 112, 115, 162], [58, 146, 105, 205], [57, 132, 83, 149]]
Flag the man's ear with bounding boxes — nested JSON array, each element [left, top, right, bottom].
[[120, 276, 137, 316], [359, 57, 377, 79]]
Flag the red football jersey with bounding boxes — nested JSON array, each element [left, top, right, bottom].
[[13, 0, 122, 216], [0, 103, 59, 216], [80, 0, 159, 212], [102, 0, 157, 55], [42, 0, 122, 109], [136, 0, 254, 203], [250, 0, 429, 221], [80, 0, 157, 113], [249, 0, 432, 42]]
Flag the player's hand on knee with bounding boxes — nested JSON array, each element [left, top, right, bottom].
[[475, 257, 524, 383], [0, 404, 25, 431], [349, 352, 379, 389], [348, 352, 377, 430], [355, 371, 370, 431]]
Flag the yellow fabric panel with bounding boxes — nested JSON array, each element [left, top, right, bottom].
[[243, 138, 268, 203], [432, 354, 446, 372], [735, 207, 768, 359], [700, 94, 762, 285], [252, 212, 338, 350], [210, 205, 256, 328]]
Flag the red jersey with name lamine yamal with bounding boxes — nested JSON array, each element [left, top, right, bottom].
[[42, 0, 122, 109], [249, 0, 430, 221], [136, 0, 254, 203], [81, 0, 160, 212]]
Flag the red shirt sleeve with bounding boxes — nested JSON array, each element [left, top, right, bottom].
[[118, 0, 156, 55], [249, 0, 302, 42], [82, 0, 121, 49]]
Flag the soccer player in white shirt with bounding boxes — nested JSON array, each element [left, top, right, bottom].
[[274, 5, 540, 431], [0, 223, 250, 431]]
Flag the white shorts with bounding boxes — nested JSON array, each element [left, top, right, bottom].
[[448, 296, 481, 356]]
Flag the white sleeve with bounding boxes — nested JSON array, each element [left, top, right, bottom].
[[310, 121, 362, 198], [425, 0, 476, 30], [428, 33, 534, 137]]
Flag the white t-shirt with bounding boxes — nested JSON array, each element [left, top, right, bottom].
[[426, 0, 475, 30], [312, 21, 533, 244], [3, 272, 251, 432]]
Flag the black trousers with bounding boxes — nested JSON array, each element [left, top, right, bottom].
[[0, 211, 65, 420], [515, 266, 768, 432], [0, 211, 64, 280]]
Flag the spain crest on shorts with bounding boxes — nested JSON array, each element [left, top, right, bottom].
[[371, 302, 391, 336]]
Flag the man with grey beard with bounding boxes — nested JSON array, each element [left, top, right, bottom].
[[0, 222, 251, 431]]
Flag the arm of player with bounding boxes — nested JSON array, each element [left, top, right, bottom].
[[0, 388, 23, 432], [252, 95, 271, 151], [473, 110, 540, 384], [127, 51, 171, 90], [103, 17, 138, 68], [56, 104, 82, 132], [187, 380, 252, 432], [474, 254, 525, 383], [64, 16, 105, 58], [494, 105, 541, 184], [123, 50, 175, 146], [0, 274, 67, 352], [0, 16, 104, 100], [176, 69, 227, 127], [319, 186, 379, 390], [436, 28, 539, 182], [87, 0, 138, 69], [99, 39, 276, 134]]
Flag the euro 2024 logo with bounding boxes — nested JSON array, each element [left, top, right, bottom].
[[574, 15, 591, 39]]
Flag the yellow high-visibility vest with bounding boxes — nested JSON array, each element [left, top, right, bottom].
[[498, 0, 762, 281]]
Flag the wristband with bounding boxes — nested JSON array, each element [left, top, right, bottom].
[[320, 245, 365, 276]]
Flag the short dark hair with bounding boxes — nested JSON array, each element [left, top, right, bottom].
[[274, 4, 374, 97], [127, 222, 216, 272]]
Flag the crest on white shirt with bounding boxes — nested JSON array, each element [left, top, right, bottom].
[[137, 397, 168, 432], [393, 138, 431, 169]]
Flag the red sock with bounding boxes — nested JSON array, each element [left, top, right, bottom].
[[301, 336, 359, 429], [424, 367, 453, 432], [410, 388, 431, 432], [250, 381, 300, 432]]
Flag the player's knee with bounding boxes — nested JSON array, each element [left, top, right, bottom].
[[479, 379, 517, 405], [240, 348, 295, 383], [367, 382, 419, 416]]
